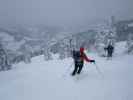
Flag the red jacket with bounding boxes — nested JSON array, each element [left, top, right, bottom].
[[80, 47, 91, 62]]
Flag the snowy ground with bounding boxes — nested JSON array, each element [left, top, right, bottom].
[[0, 42, 133, 100]]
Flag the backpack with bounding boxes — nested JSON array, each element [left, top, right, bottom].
[[73, 50, 82, 62]]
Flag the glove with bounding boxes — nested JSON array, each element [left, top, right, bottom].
[[90, 60, 95, 63]]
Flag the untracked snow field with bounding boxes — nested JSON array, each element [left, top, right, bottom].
[[0, 42, 133, 100]]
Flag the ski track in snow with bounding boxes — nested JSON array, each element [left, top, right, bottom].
[[0, 42, 133, 100]]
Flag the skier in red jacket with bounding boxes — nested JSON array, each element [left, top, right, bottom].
[[72, 47, 95, 76]]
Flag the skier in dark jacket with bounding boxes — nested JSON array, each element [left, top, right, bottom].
[[72, 47, 95, 76], [105, 44, 114, 58]]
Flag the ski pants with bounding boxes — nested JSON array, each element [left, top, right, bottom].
[[72, 61, 84, 75], [107, 51, 113, 57]]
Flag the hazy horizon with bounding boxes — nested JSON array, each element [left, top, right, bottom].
[[0, 0, 133, 29]]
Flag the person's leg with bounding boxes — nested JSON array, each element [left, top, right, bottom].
[[77, 62, 84, 74], [108, 48, 113, 56], [107, 51, 110, 60], [1, 65, 5, 70], [72, 63, 78, 76], [107, 51, 110, 57], [108, 51, 113, 57], [5, 60, 11, 70]]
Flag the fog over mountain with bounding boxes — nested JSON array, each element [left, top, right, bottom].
[[0, 0, 133, 30]]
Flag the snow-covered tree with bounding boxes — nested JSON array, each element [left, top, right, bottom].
[[50, 31, 96, 59], [43, 45, 53, 61], [19, 44, 32, 63], [0, 41, 11, 71], [44, 49, 52, 61], [58, 39, 70, 59], [126, 33, 133, 54]]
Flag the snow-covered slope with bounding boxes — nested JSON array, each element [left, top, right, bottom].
[[0, 42, 133, 100]]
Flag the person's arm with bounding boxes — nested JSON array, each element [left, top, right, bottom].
[[83, 52, 95, 63], [82, 53, 91, 62]]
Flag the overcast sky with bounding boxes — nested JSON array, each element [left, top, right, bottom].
[[0, 0, 133, 28]]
